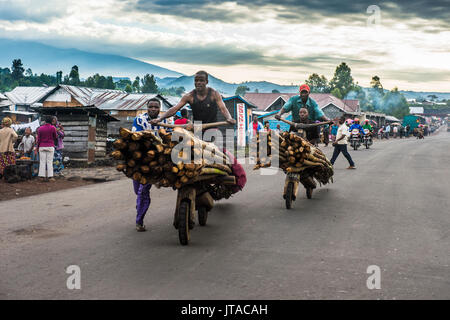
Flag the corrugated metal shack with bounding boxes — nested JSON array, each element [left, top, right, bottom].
[[38, 85, 119, 163]]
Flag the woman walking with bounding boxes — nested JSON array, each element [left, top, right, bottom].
[[36, 115, 57, 181], [0, 117, 18, 178], [52, 116, 65, 176]]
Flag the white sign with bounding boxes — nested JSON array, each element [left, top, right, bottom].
[[237, 103, 246, 147]]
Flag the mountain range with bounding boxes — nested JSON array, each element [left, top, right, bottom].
[[0, 39, 183, 79], [0, 39, 449, 100]]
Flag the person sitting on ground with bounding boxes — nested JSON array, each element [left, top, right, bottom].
[[0, 117, 18, 178]]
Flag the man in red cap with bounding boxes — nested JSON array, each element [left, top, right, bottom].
[[275, 84, 329, 126]]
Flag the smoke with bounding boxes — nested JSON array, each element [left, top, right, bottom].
[[344, 88, 407, 114]]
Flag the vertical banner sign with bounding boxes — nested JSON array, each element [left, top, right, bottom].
[[237, 103, 246, 147]]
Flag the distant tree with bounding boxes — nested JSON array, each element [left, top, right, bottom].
[[175, 86, 185, 96], [235, 85, 250, 96], [330, 87, 342, 99], [370, 75, 384, 95], [427, 94, 438, 101], [116, 79, 132, 91], [56, 71, 63, 84], [158, 86, 186, 97], [305, 73, 329, 93], [272, 89, 280, 93], [416, 95, 425, 102], [329, 62, 355, 98], [11, 59, 25, 81], [132, 76, 141, 93], [141, 74, 158, 93], [105, 76, 115, 89], [254, 88, 259, 93], [25, 68, 33, 77], [125, 84, 133, 93], [69, 65, 80, 85]]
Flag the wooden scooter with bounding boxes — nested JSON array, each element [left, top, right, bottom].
[[157, 121, 235, 245], [278, 118, 332, 209]]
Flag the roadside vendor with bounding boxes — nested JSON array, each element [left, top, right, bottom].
[[0, 117, 18, 177]]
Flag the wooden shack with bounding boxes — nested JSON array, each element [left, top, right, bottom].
[[39, 107, 118, 163]]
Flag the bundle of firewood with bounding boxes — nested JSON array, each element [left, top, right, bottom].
[[111, 127, 235, 189], [253, 130, 333, 186]]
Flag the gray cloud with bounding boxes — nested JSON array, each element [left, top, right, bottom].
[[382, 68, 450, 83], [127, 0, 450, 26], [0, 1, 68, 23]]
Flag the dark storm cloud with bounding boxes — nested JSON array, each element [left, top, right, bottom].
[[81, 39, 372, 68], [127, 0, 450, 25]]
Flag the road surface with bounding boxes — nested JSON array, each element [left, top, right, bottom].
[[1, 130, 449, 299]]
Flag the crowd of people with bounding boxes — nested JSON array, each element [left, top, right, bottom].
[[0, 115, 65, 182]]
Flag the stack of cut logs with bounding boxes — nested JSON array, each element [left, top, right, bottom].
[[253, 130, 333, 185], [111, 127, 235, 189]]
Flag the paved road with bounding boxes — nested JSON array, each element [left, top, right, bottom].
[[1, 130, 449, 299]]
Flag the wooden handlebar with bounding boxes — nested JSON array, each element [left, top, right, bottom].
[[156, 121, 232, 130]]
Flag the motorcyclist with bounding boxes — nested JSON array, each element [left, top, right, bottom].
[[362, 119, 373, 133], [348, 118, 365, 142], [274, 84, 329, 125], [362, 119, 373, 145]]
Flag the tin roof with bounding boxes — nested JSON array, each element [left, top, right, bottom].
[[5, 86, 56, 105], [53, 86, 180, 111], [59, 85, 126, 107], [385, 115, 401, 122]]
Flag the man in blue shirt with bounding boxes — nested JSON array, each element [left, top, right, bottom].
[[131, 98, 168, 232], [275, 84, 329, 125], [348, 118, 365, 138]]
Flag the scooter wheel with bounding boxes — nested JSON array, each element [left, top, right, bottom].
[[178, 200, 191, 245], [198, 207, 208, 226], [306, 187, 313, 199], [285, 181, 294, 209]]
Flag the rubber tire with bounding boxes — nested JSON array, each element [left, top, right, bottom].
[[178, 200, 191, 245], [306, 187, 313, 199], [365, 141, 369, 149], [353, 142, 357, 150], [198, 207, 208, 226], [285, 181, 294, 209]]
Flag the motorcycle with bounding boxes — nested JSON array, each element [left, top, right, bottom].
[[350, 129, 361, 150], [363, 129, 372, 149]]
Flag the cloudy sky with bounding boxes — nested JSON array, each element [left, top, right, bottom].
[[0, 0, 449, 91]]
